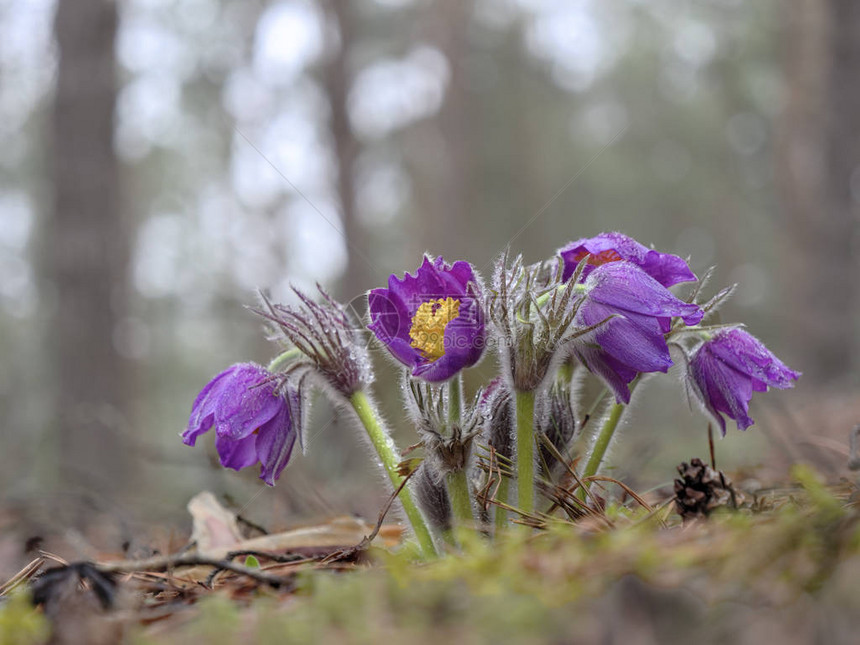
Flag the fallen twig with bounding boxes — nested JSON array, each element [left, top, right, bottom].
[[321, 466, 418, 564], [95, 553, 293, 589], [0, 556, 46, 597]]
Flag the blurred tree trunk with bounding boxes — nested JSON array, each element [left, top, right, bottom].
[[43, 0, 131, 494], [429, 0, 472, 261], [823, 0, 860, 379], [777, 0, 859, 383], [321, 0, 369, 301], [407, 0, 473, 262]]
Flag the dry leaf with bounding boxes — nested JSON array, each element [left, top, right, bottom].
[[187, 491, 244, 551]]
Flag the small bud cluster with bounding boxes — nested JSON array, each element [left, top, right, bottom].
[[260, 287, 373, 398], [405, 378, 481, 476]]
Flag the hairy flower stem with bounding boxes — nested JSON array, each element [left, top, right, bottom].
[[267, 348, 302, 373], [577, 401, 625, 502], [447, 469, 475, 528], [576, 379, 638, 503], [445, 376, 475, 527], [349, 391, 437, 558], [557, 359, 574, 383], [494, 476, 510, 534], [515, 389, 536, 514], [448, 375, 462, 426]]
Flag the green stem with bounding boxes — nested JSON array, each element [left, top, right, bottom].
[[446, 469, 475, 527], [446, 375, 474, 526], [349, 391, 437, 558], [448, 376, 462, 426], [267, 348, 302, 373], [576, 375, 642, 502], [577, 400, 626, 502], [494, 476, 510, 534], [515, 389, 536, 514], [557, 359, 574, 383]]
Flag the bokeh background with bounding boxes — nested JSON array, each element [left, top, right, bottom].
[[1, 0, 858, 558]]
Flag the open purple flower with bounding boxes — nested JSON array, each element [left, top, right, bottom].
[[573, 261, 703, 403], [688, 328, 800, 434], [560, 232, 697, 287], [368, 256, 485, 382], [181, 363, 301, 486]]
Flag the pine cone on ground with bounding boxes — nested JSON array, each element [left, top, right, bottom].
[[674, 458, 740, 520]]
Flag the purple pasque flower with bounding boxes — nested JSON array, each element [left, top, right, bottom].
[[572, 261, 703, 403], [368, 256, 485, 382], [560, 232, 697, 287], [688, 328, 800, 434], [181, 363, 301, 486]]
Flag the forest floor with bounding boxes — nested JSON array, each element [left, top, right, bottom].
[[2, 464, 860, 645]]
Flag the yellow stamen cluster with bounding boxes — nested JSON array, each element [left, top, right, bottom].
[[409, 297, 461, 361]]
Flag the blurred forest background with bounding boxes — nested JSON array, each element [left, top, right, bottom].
[[1, 0, 859, 560]]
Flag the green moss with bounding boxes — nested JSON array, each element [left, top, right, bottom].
[[792, 464, 844, 522], [192, 594, 242, 644], [0, 590, 49, 645], [133, 473, 860, 643]]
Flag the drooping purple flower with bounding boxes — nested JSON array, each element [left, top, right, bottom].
[[572, 261, 704, 403], [181, 363, 301, 486], [688, 328, 800, 434], [560, 232, 697, 287], [368, 256, 485, 382]]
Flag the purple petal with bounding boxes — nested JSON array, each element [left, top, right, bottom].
[[211, 364, 282, 440], [184, 364, 275, 444], [573, 344, 638, 404], [689, 371, 728, 436], [577, 301, 673, 374], [215, 433, 259, 470], [560, 235, 626, 282], [390, 337, 425, 367], [255, 405, 297, 486], [560, 232, 696, 287], [691, 349, 754, 433], [389, 256, 449, 308], [183, 367, 236, 445], [707, 329, 800, 389], [639, 251, 697, 288], [437, 258, 477, 292], [367, 288, 408, 342], [586, 262, 702, 326], [368, 288, 421, 367], [182, 410, 214, 446], [412, 326, 484, 381]]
